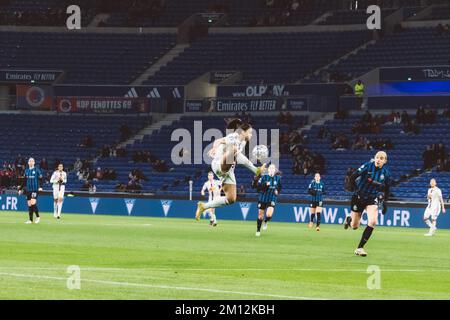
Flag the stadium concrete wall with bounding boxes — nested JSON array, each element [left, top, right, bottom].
[[1, 194, 448, 229]]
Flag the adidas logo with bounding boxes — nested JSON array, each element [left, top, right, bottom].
[[239, 202, 252, 220], [124, 87, 138, 98], [172, 87, 182, 98], [147, 88, 161, 98]]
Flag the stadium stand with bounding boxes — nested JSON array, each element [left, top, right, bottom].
[[321, 27, 450, 81], [87, 110, 450, 202], [0, 0, 95, 26], [144, 30, 372, 85], [0, 31, 177, 84], [0, 113, 151, 192]]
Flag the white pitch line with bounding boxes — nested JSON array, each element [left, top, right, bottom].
[[0, 267, 450, 272], [0, 272, 320, 300]]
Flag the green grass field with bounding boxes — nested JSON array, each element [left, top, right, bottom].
[[0, 211, 449, 300]]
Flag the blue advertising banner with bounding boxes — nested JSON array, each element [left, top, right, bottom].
[[380, 65, 450, 82], [54, 85, 185, 100], [285, 98, 307, 111], [0, 69, 63, 84], [214, 98, 282, 112], [184, 99, 204, 112], [216, 83, 349, 98], [2, 195, 448, 229]]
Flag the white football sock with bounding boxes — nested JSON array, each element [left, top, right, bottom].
[[236, 152, 257, 174], [425, 220, 433, 228], [204, 196, 228, 209], [57, 202, 63, 216], [53, 202, 58, 216]]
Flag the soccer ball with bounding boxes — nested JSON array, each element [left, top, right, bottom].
[[252, 145, 269, 160]]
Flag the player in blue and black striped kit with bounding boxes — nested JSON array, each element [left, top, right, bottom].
[[18, 158, 43, 224], [308, 173, 325, 231], [253, 164, 281, 237], [343, 151, 391, 257]]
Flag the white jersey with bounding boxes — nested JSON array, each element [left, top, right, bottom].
[[211, 133, 246, 185], [50, 170, 67, 199], [213, 132, 246, 163], [202, 179, 222, 201], [424, 187, 443, 219], [427, 187, 443, 209]]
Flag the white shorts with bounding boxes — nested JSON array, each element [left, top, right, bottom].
[[211, 160, 236, 185], [424, 205, 440, 220], [53, 185, 65, 200]]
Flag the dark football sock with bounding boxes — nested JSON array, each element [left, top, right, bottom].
[[358, 226, 374, 248], [310, 213, 316, 223], [316, 212, 321, 227], [257, 218, 263, 232], [28, 206, 33, 222], [264, 216, 272, 223], [33, 204, 40, 218]]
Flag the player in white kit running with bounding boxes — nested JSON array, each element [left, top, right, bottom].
[[50, 163, 67, 219], [195, 119, 266, 220], [201, 171, 222, 226], [423, 178, 446, 236]]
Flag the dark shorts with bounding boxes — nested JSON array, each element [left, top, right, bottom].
[[350, 193, 377, 213], [26, 191, 39, 201], [258, 201, 276, 210], [310, 201, 323, 208]]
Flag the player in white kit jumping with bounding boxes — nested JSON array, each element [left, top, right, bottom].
[[50, 163, 67, 219], [423, 178, 446, 236], [195, 119, 266, 220], [201, 171, 222, 226]]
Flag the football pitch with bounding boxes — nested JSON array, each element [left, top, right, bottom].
[[0, 211, 449, 300]]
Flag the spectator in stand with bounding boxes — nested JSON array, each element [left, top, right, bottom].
[[401, 111, 410, 124], [416, 105, 426, 124], [79, 135, 93, 148], [352, 135, 369, 150], [422, 145, 436, 170], [331, 133, 349, 150], [154, 159, 169, 172], [402, 118, 419, 135], [39, 158, 48, 170], [238, 185, 246, 198], [442, 105, 450, 118], [120, 124, 132, 140]]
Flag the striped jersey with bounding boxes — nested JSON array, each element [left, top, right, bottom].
[[308, 180, 325, 202], [354, 161, 390, 198], [24, 167, 43, 192], [257, 174, 282, 203]]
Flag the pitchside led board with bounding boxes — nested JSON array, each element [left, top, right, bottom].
[[1, 195, 448, 229]]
